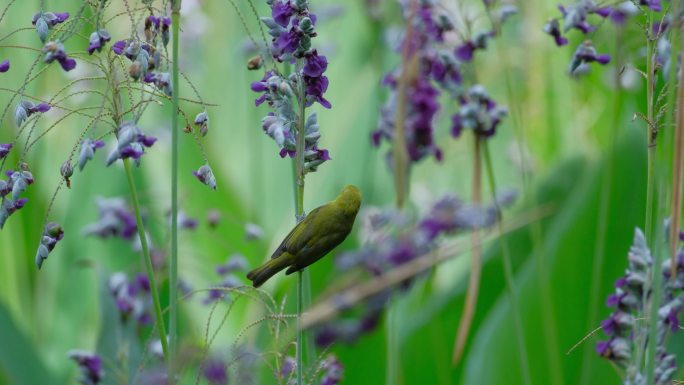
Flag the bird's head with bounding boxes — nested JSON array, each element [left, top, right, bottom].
[[336, 185, 362, 216]]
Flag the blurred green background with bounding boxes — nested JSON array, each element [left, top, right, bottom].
[[0, 0, 675, 384]]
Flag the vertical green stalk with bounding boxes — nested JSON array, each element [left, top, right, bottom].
[[169, 0, 181, 380], [482, 142, 531, 385], [123, 158, 169, 361], [645, 16, 656, 243], [294, 63, 307, 385]]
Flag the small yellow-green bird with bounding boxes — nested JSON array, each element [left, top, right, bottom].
[[247, 185, 362, 287]]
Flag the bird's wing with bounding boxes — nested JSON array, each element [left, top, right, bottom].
[[270, 205, 326, 259]]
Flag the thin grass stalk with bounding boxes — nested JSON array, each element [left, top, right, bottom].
[[452, 134, 482, 365], [482, 142, 531, 385], [643, 11, 661, 385], [169, 1, 181, 381], [668, 5, 683, 280], [492, 3, 563, 378], [123, 158, 169, 361]]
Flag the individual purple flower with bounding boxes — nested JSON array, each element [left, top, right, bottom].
[[304, 74, 331, 108], [194, 111, 209, 137], [87, 30, 111, 55], [77, 138, 105, 171], [450, 85, 507, 139], [568, 40, 610, 75], [143, 71, 172, 96], [171, 211, 198, 230], [272, 1, 295, 27], [303, 50, 328, 77], [42, 41, 76, 71], [82, 197, 137, 240], [106, 122, 156, 166], [0, 60, 9, 73], [193, 165, 217, 190], [32, 11, 69, 42], [68, 350, 104, 385], [15, 100, 51, 126], [0, 144, 11, 160], [108, 272, 153, 325], [455, 31, 494, 62], [112, 40, 126, 55], [543, 19, 568, 46]]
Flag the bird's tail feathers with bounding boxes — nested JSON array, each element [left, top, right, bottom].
[[247, 254, 291, 287]]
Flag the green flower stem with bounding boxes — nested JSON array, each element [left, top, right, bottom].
[[169, 1, 181, 381], [294, 61, 307, 385], [123, 158, 169, 361], [482, 142, 531, 385]]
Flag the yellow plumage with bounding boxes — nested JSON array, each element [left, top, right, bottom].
[[247, 185, 362, 287]]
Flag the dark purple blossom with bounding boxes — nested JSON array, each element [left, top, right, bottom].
[[640, 0, 662, 12], [106, 122, 156, 166], [68, 350, 104, 385], [0, 60, 8, 73], [568, 41, 610, 75], [272, 1, 295, 27], [112, 40, 126, 55], [77, 138, 105, 171], [32, 11, 69, 42], [303, 50, 328, 77], [108, 272, 153, 325], [15, 100, 51, 126]]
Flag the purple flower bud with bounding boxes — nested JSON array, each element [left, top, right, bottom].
[[0, 60, 9, 73]]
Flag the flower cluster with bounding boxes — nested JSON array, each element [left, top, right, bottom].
[[106, 122, 157, 166], [542, 0, 666, 75], [372, 0, 460, 163], [320, 191, 514, 344], [82, 196, 137, 240], [597, 228, 683, 384], [15, 100, 51, 127], [68, 350, 104, 385], [145, 15, 171, 46], [32, 11, 69, 42], [108, 272, 154, 326], [204, 254, 249, 304], [43, 41, 77, 72], [451, 85, 508, 139], [112, 40, 157, 81], [0, 166, 34, 229], [251, 0, 332, 170], [35, 222, 64, 269]]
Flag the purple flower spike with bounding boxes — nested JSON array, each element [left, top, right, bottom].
[[0, 60, 9, 73]]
